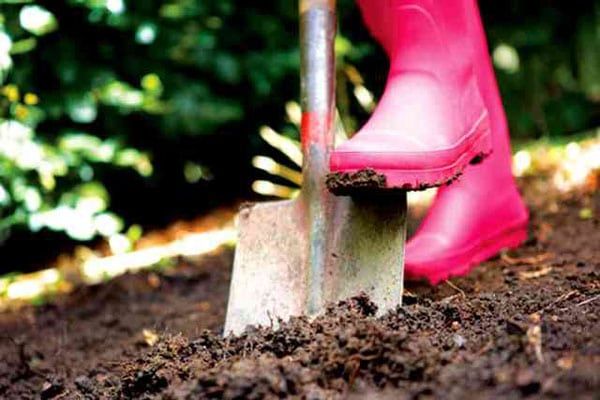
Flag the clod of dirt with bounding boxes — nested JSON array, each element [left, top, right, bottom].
[[74, 375, 95, 395], [40, 378, 64, 399], [326, 169, 388, 195], [326, 168, 464, 194], [326, 152, 492, 194]]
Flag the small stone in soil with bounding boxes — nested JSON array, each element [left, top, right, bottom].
[[40, 379, 64, 399]]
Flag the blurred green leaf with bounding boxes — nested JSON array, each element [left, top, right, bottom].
[[9, 38, 37, 54], [19, 5, 58, 36]]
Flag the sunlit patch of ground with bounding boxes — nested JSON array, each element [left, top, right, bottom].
[[0, 207, 237, 308]]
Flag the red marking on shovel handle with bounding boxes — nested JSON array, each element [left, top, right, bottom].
[[301, 111, 334, 153]]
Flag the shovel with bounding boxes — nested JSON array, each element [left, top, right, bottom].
[[224, 0, 407, 335]]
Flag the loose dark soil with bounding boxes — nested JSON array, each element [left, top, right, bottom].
[[0, 176, 598, 399], [326, 169, 389, 194], [326, 152, 490, 194], [326, 168, 465, 194]]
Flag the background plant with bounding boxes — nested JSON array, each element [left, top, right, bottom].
[[0, 0, 598, 269]]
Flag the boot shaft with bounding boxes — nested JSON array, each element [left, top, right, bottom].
[[356, 0, 515, 180], [358, 0, 476, 74]]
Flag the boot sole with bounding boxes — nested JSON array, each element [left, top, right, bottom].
[[327, 114, 492, 194], [405, 219, 529, 285]]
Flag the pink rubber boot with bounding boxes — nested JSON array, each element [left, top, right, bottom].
[[405, 0, 529, 284], [329, 0, 492, 190]]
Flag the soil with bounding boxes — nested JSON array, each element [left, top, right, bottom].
[[325, 152, 490, 194], [0, 176, 599, 399], [326, 168, 464, 194], [326, 169, 389, 195]]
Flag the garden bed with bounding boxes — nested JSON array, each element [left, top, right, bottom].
[[0, 176, 598, 399]]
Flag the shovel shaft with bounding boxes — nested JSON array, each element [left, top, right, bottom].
[[300, 0, 336, 13], [300, 0, 336, 151], [299, 0, 337, 314], [224, 0, 405, 336]]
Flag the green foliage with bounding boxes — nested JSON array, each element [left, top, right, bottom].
[[0, 0, 598, 246], [0, 1, 154, 241], [0, 0, 303, 243], [481, 1, 600, 138]]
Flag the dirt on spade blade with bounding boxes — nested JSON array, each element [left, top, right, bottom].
[[0, 177, 599, 399]]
